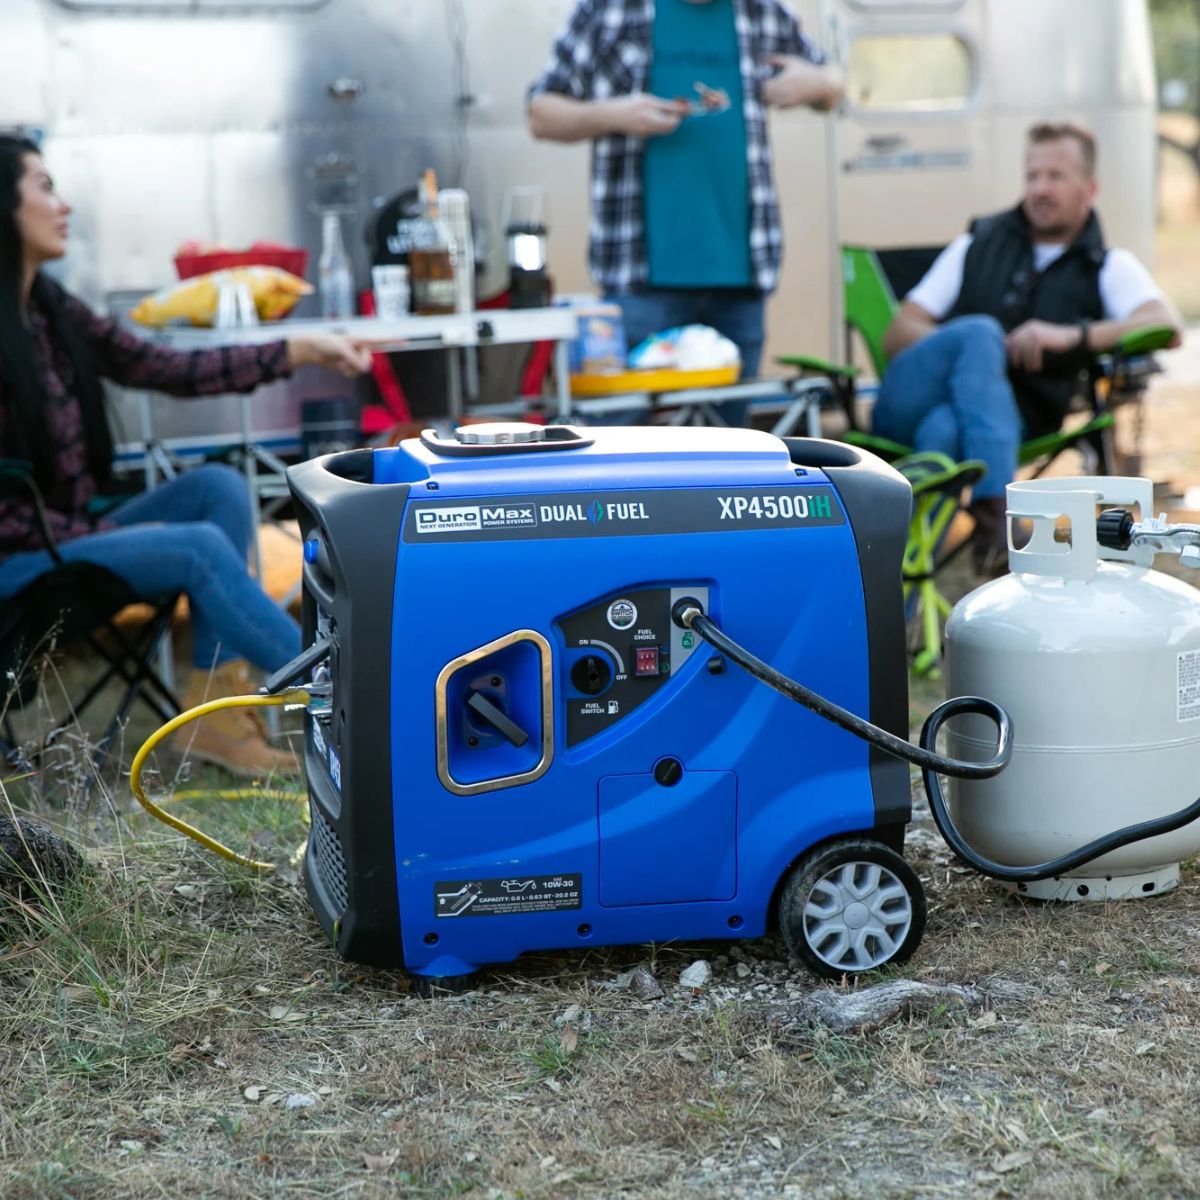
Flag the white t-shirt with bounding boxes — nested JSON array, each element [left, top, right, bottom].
[[906, 232, 1165, 322]]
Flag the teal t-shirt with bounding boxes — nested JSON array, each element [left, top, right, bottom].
[[643, 0, 752, 289]]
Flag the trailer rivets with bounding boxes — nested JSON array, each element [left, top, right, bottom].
[[424, 933, 439, 945], [727, 915, 743, 929]]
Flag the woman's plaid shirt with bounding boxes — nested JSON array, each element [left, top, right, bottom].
[[528, 0, 824, 293], [0, 281, 289, 557]]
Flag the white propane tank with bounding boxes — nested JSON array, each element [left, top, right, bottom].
[[945, 477, 1200, 901]]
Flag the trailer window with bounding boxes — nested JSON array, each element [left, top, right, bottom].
[[847, 32, 974, 112], [47, 0, 329, 12]]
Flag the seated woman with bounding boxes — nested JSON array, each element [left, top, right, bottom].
[[0, 134, 373, 776]]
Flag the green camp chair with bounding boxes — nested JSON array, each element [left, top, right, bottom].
[[779, 246, 1174, 672], [892, 451, 985, 676], [778, 245, 1175, 478]]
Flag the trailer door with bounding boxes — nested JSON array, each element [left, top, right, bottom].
[[825, 0, 990, 276]]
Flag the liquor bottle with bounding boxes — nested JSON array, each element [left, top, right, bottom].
[[318, 211, 355, 319], [409, 169, 457, 316]]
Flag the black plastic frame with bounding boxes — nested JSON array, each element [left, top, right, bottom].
[[784, 438, 913, 840], [288, 450, 410, 966]]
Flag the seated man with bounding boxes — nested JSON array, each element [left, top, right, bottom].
[[872, 121, 1182, 572]]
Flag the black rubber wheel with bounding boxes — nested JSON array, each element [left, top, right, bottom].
[[778, 838, 926, 980]]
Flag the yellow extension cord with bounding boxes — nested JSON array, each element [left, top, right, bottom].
[[129, 688, 312, 872]]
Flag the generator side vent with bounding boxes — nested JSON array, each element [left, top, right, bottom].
[[310, 802, 348, 915]]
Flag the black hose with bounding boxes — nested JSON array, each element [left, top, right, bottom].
[[919, 700, 1200, 883], [681, 607, 1011, 779], [681, 604, 1200, 884]]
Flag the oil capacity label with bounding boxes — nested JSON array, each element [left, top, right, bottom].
[[433, 873, 583, 918], [404, 486, 844, 541]]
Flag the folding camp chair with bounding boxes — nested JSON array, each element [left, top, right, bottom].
[[778, 245, 1175, 479], [0, 463, 181, 779], [892, 451, 985, 675]]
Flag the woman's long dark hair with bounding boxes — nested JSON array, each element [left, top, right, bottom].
[[0, 135, 114, 489]]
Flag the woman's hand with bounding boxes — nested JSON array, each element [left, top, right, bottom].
[[287, 334, 373, 377]]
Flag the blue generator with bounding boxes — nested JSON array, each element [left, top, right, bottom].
[[287, 425, 926, 986]]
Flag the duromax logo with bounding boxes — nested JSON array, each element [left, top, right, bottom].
[[587, 500, 605, 525]]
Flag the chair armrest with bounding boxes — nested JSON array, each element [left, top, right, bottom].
[[1114, 324, 1176, 357], [775, 353, 860, 379], [0, 460, 65, 563]]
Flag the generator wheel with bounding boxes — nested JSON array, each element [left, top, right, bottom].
[[779, 838, 926, 980]]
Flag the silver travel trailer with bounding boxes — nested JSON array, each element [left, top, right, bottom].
[[2, 0, 1157, 454]]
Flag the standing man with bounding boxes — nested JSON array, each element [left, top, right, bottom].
[[528, 0, 842, 407], [874, 122, 1181, 573]]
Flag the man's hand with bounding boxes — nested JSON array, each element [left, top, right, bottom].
[[608, 93, 689, 137], [761, 55, 843, 111], [287, 334, 374, 378], [1004, 320, 1084, 373]]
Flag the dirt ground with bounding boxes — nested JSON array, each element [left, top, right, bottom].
[[8, 216, 1200, 1198]]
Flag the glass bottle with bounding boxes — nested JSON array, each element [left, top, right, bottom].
[[318, 211, 355, 319], [409, 168, 457, 316]]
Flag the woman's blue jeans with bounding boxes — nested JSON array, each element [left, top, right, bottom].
[[0, 464, 301, 671], [872, 315, 1023, 500]]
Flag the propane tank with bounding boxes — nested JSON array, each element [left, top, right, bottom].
[[945, 477, 1200, 901]]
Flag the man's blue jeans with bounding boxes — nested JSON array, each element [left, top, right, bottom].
[[0, 464, 301, 671], [872, 315, 1022, 500], [604, 286, 765, 425]]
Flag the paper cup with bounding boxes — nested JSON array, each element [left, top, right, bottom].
[[372, 265, 410, 319]]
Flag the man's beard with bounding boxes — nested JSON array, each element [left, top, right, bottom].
[[1025, 202, 1073, 241]]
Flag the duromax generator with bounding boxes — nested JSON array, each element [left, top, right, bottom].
[[286, 424, 1016, 988]]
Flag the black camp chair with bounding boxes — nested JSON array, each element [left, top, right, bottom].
[[0, 463, 181, 777]]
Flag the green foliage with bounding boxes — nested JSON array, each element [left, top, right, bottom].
[[1151, 0, 1200, 108]]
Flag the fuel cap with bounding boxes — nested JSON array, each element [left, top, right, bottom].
[[455, 422, 547, 445]]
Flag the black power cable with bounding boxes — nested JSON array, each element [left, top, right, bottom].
[[676, 600, 1200, 884], [674, 600, 1011, 779], [919, 702, 1200, 883]]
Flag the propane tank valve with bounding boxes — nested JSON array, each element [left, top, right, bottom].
[[1097, 509, 1200, 563]]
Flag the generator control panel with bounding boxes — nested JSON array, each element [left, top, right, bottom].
[[559, 586, 710, 746]]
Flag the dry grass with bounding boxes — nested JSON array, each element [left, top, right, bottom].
[[6, 783, 1200, 1200]]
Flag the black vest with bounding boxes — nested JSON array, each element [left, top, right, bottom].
[[945, 204, 1107, 437]]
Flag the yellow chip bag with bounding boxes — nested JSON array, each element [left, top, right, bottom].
[[130, 267, 314, 328]]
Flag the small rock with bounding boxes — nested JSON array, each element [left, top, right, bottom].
[[630, 966, 664, 1001], [605, 970, 634, 991], [680, 960, 712, 989], [735, 962, 752, 979], [284, 1093, 316, 1109]]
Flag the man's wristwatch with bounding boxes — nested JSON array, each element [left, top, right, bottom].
[[1077, 320, 1092, 355]]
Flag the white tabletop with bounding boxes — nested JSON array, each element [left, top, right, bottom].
[[148, 307, 578, 352]]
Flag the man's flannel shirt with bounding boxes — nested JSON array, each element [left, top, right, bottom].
[[528, 0, 824, 293], [0, 279, 289, 559]]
